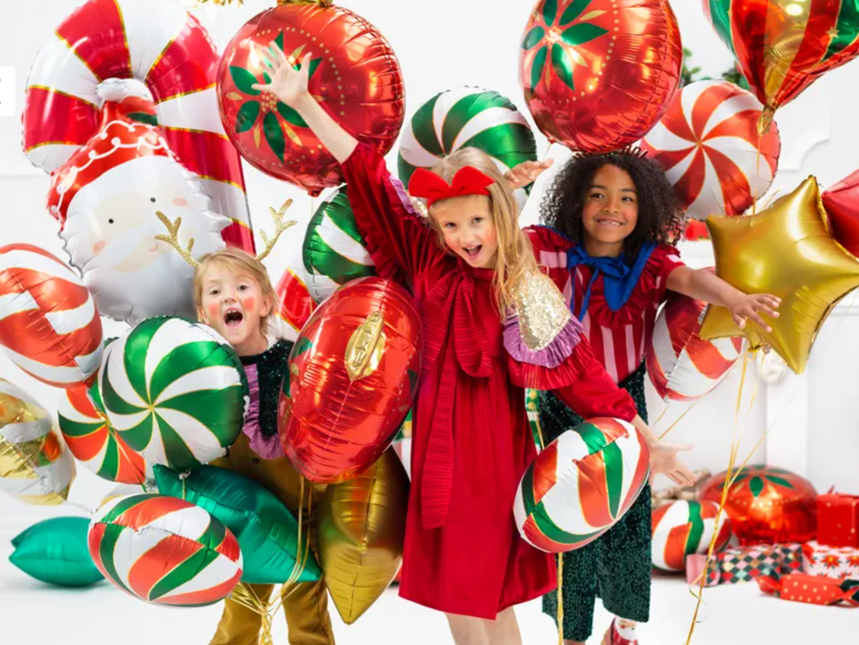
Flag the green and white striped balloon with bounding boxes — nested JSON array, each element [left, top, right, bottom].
[[302, 188, 376, 303], [98, 317, 247, 473], [398, 87, 538, 205]]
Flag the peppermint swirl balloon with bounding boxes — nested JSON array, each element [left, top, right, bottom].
[[98, 317, 247, 472], [514, 417, 650, 553], [88, 493, 242, 606], [302, 188, 375, 303], [397, 87, 537, 206], [651, 500, 732, 572], [58, 383, 148, 484]]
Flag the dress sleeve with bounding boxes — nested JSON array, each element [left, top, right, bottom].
[[503, 271, 638, 423], [340, 143, 447, 281], [523, 225, 573, 296], [653, 244, 685, 304]]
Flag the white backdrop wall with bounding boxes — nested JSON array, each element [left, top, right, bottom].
[[1, 0, 858, 535]]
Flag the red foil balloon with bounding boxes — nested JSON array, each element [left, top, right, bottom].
[[702, 0, 859, 127], [699, 465, 817, 545], [519, 0, 682, 153], [217, 0, 405, 196], [278, 277, 421, 483], [823, 169, 859, 259]]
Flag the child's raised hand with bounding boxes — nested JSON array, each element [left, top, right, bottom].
[[251, 46, 312, 109], [649, 440, 695, 487], [503, 159, 554, 191], [726, 293, 780, 333]]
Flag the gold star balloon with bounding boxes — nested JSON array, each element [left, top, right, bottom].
[[700, 177, 859, 374]]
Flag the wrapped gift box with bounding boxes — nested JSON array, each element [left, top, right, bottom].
[[817, 493, 859, 548], [686, 544, 803, 585], [802, 541, 859, 579]]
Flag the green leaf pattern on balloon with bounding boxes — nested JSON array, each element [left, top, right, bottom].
[[725, 466, 798, 498], [228, 31, 324, 160], [521, 0, 609, 92]]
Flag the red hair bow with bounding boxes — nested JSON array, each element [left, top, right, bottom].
[[408, 166, 494, 208]]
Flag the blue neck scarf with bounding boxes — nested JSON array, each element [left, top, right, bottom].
[[567, 241, 656, 319]]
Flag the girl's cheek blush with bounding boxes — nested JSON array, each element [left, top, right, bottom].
[[207, 303, 220, 319], [241, 296, 256, 312]]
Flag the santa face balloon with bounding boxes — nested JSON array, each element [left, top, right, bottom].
[[49, 102, 229, 325]]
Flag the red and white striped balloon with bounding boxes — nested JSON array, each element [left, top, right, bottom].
[[0, 244, 102, 388], [273, 253, 318, 342], [641, 81, 780, 220], [646, 292, 743, 402], [21, 0, 253, 251], [652, 499, 732, 572]]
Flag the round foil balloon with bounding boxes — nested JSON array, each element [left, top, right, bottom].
[[514, 417, 650, 553], [58, 384, 148, 485], [642, 81, 781, 220], [279, 277, 421, 483], [645, 292, 744, 402], [651, 500, 733, 572], [318, 449, 409, 624], [703, 0, 859, 128], [0, 378, 75, 505], [88, 493, 243, 606], [0, 244, 103, 388], [302, 188, 375, 303], [217, 1, 405, 196], [22, 0, 253, 249], [699, 465, 818, 545], [519, 0, 682, 152], [154, 464, 321, 585], [49, 101, 229, 325], [397, 87, 538, 207], [98, 317, 248, 473]]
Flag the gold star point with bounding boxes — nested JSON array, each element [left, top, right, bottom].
[[700, 177, 859, 373]]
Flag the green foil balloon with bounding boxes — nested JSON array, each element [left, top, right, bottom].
[[154, 464, 321, 585], [10, 517, 103, 587], [302, 187, 376, 303]]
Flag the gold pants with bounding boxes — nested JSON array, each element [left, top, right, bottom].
[[209, 434, 335, 645]]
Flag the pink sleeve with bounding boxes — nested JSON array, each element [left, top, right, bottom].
[[340, 143, 446, 281]]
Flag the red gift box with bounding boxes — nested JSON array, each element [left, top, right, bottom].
[[817, 492, 859, 548]]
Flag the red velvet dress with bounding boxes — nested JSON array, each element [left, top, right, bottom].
[[341, 144, 638, 619]]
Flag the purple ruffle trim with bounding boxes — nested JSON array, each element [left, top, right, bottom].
[[241, 362, 285, 460], [503, 313, 585, 369]]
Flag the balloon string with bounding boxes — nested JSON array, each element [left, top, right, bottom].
[[556, 551, 565, 645], [658, 397, 700, 440], [652, 403, 670, 428]]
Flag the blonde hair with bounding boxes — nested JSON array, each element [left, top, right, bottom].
[[425, 147, 538, 316], [193, 247, 279, 332]]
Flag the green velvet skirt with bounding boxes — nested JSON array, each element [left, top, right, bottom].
[[539, 363, 652, 642]]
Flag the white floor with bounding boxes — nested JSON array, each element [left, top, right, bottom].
[[0, 548, 851, 645]]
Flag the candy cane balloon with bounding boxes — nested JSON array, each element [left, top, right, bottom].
[[22, 0, 253, 252]]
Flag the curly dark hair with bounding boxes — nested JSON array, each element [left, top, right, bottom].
[[540, 150, 686, 261]]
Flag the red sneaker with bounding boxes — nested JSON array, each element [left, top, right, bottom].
[[601, 618, 639, 645]]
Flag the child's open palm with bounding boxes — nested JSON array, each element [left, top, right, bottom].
[[649, 440, 695, 487], [727, 292, 780, 333], [252, 45, 312, 109]]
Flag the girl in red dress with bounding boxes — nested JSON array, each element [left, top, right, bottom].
[[254, 48, 690, 645]]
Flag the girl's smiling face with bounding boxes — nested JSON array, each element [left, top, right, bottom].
[[197, 263, 271, 356], [432, 196, 499, 268], [581, 164, 640, 256]]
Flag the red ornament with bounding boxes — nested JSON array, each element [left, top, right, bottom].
[[823, 170, 859, 259], [217, 1, 405, 196], [699, 465, 818, 545], [279, 277, 421, 483], [519, 0, 682, 153]]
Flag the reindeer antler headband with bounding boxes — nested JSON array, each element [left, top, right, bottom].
[[155, 199, 297, 267]]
